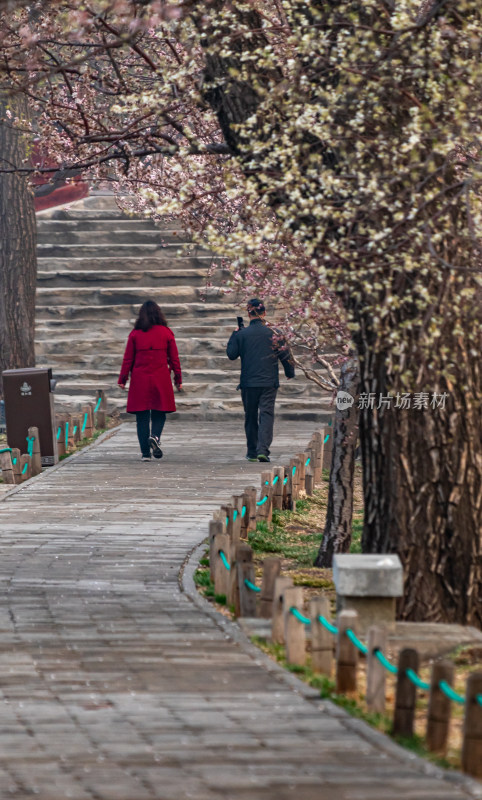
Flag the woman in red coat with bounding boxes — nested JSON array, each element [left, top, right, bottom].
[[118, 300, 182, 460]]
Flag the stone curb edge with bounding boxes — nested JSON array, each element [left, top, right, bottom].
[[0, 425, 121, 503], [180, 538, 482, 799]]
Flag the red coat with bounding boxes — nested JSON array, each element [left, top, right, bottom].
[[118, 326, 182, 413]]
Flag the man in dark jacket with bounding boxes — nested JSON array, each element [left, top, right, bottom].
[[226, 298, 295, 462]]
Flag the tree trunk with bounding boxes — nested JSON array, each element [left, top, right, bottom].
[[315, 357, 360, 567], [357, 333, 482, 627], [0, 96, 37, 391]]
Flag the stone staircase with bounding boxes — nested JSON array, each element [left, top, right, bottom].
[[35, 195, 331, 421]]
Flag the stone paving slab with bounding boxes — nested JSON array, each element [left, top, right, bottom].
[[0, 420, 480, 800]]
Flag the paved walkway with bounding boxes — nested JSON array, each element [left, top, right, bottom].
[[0, 421, 480, 800]]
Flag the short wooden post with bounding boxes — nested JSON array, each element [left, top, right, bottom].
[[393, 648, 419, 738], [322, 425, 333, 472], [11, 448, 21, 483], [213, 533, 231, 598], [290, 457, 301, 500], [80, 405, 94, 439], [27, 426, 42, 476], [426, 660, 454, 754], [461, 671, 482, 777], [272, 467, 284, 510], [305, 468, 314, 496], [56, 421, 66, 457], [271, 576, 293, 644], [229, 542, 253, 614], [283, 586, 306, 666], [239, 492, 250, 539], [244, 486, 258, 533], [231, 494, 244, 541], [70, 415, 79, 444], [366, 626, 387, 713], [296, 453, 306, 491], [336, 610, 358, 693], [19, 454, 32, 482], [95, 389, 107, 429], [283, 466, 293, 510], [0, 450, 15, 484], [66, 416, 75, 450], [223, 504, 240, 552], [236, 545, 258, 618], [312, 431, 323, 485], [256, 483, 273, 525], [310, 596, 334, 675], [212, 508, 227, 529], [209, 520, 224, 581], [259, 557, 281, 618]]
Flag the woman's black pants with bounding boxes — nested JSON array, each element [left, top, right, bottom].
[[135, 410, 166, 456]]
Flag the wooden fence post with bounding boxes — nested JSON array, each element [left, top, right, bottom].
[[81, 405, 94, 439], [19, 454, 32, 482], [283, 466, 293, 510], [28, 426, 42, 476], [366, 626, 387, 713], [283, 586, 306, 666], [0, 450, 15, 484], [272, 467, 285, 511], [336, 610, 358, 693], [393, 648, 419, 738], [66, 416, 75, 450], [95, 389, 107, 429], [256, 483, 273, 525], [213, 533, 231, 598], [305, 468, 314, 497], [239, 492, 250, 539], [259, 557, 281, 619], [322, 425, 333, 472], [296, 454, 306, 492], [57, 421, 66, 457], [223, 504, 240, 552], [229, 542, 253, 614], [271, 576, 293, 644], [312, 431, 323, 485], [310, 596, 334, 676], [209, 520, 224, 581], [244, 486, 258, 532], [231, 494, 244, 540], [426, 660, 454, 754], [71, 414, 80, 444], [11, 448, 21, 484], [461, 671, 482, 778], [290, 457, 301, 501], [236, 545, 258, 618]]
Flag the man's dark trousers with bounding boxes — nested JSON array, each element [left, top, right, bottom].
[[241, 387, 277, 458]]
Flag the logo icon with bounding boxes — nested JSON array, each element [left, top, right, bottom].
[[20, 382, 32, 396], [335, 390, 354, 410]]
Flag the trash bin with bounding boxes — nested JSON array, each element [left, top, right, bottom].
[[2, 367, 58, 466]]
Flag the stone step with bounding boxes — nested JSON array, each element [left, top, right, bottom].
[[35, 286, 224, 306], [37, 219, 160, 232], [35, 302, 239, 322], [52, 391, 329, 420], [37, 242, 212, 258], [35, 323, 237, 341], [37, 269, 227, 289], [36, 255, 222, 272], [37, 229, 193, 245]]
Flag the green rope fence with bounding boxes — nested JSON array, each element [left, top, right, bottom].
[[285, 609, 482, 706]]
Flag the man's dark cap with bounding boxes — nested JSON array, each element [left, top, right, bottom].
[[247, 298, 265, 314]]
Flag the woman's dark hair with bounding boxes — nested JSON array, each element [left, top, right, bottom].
[[134, 300, 168, 332]]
